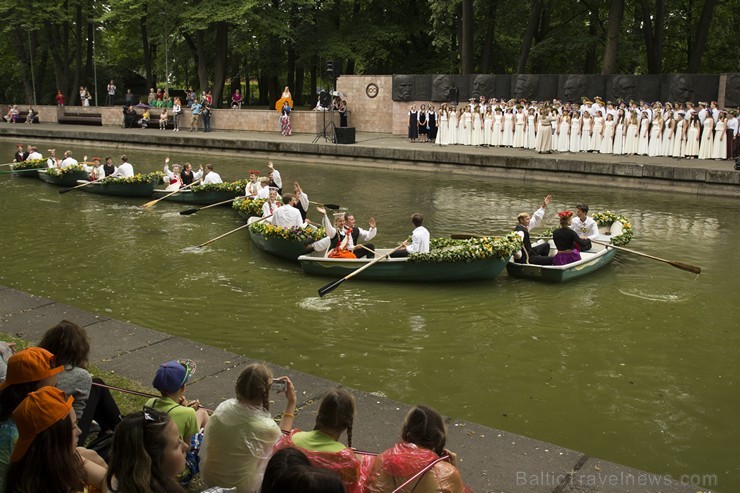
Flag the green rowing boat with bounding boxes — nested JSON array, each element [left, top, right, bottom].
[[76, 172, 162, 198], [38, 168, 89, 186], [151, 188, 241, 205], [506, 240, 618, 282]]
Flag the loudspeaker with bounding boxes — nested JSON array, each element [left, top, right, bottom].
[[334, 127, 355, 144], [319, 90, 331, 108]]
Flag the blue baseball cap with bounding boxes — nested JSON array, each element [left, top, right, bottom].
[[152, 360, 192, 393]]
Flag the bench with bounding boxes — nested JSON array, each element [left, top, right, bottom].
[[58, 111, 103, 126], [14, 111, 39, 124], [127, 112, 176, 130]]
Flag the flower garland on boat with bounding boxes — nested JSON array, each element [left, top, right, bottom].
[[45, 164, 86, 176], [249, 221, 325, 242], [408, 233, 522, 263], [541, 211, 633, 247], [232, 197, 270, 217], [591, 211, 633, 246], [191, 180, 248, 193], [11, 159, 46, 170], [102, 171, 164, 185]]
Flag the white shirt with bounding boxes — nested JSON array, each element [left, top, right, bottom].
[[272, 204, 305, 229], [261, 200, 279, 218], [406, 226, 430, 254], [256, 186, 270, 199], [47, 157, 58, 168], [202, 171, 223, 185], [245, 180, 260, 197], [27, 151, 42, 160], [269, 169, 282, 189], [727, 117, 738, 137], [111, 162, 134, 178], [527, 207, 547, 231], [571, 215, 600, 240], [59, 157, 78, 168]]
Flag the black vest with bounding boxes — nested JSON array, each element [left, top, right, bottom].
[[514, 224, 532, 263]]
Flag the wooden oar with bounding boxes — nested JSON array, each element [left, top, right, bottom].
[[59, 176, 111, 194], [450, 232, 488, 239], [180, 197, 238, 215], [0, 168, 43, 174], [91, 381, 214, 413], [592, 239, 701, 274], [0, 162, 20, 167], [141, 179, 201, 208], [308, 200, 340, 210], [197, 214, 274, 248], [318, 241, 407, 297]]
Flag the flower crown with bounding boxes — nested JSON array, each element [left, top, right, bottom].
[[557, 210, 573, 219], [248, 170, 260, 176]]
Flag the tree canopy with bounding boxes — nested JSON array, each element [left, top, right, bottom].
[[1, 0, 735, 107]]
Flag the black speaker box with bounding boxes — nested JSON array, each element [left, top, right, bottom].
[[319, 90, 331, 108], [334, 127, 355, 144]]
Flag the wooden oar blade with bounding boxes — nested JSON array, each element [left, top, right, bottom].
[[179, 208, 199, 215], [670, 261, 701, 275], [59, 186, 78, 194], [141, 199, 160, 208], [323, 203, 340, 210], [318, 278, 344, 297]]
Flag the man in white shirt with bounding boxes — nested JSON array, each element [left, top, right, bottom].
[[272, 193, 306, 230], [513, 195, 553, 264], [391, 213, 430, 257], [726, 110, 738, 159], [110, 155, 134, 178], [195, 164, 223, 185], [59, 150, 78, 168], [256, 177, 271, 199], [26, 146, 42, 160], [345, 213, 377, 259], [571, 203, 600, 241]]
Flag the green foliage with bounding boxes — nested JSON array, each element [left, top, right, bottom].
[[249, 221, 325, 242], [191, 180, 247, 193], [11, 159, 46, 171], [46, 164, 86, 176], [233, 197, 268, 217], [102, 171, 164, 185]]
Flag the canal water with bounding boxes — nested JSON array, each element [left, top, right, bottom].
[[1, 141, 737, 491]]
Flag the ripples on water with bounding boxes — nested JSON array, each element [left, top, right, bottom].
[[1, 142, 739, 489]]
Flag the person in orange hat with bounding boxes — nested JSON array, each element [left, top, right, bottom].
[[4, 386, 107, 493], [0, 347, 64, 483]]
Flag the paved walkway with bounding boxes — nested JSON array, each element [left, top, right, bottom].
[[0, 285, 709, 493], [1, 123, 737, 197]]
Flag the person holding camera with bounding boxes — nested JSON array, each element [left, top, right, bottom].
[[200, 363, 295, 493]]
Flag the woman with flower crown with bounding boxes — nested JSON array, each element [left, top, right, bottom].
[[552, 210, 592, 266]]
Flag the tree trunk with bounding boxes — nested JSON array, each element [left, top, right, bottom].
[[12, 32, 34, 105], [687, 0, 716, 72], [641, 0, 665, 74], [72, 4, 83, 105], [85, 18, 94, 92], [601, 0, 624, 74], [584, 8, 598, 73], [287, 43, 295, 99], [310, 55, 317, 106], [295, 64, 304, 106], [46, 23, 68, 100], [455, 2, 463, 73], [140, 14, 153, 90], [481, 0, 498, 73], [212, 23, 228, 108], [461, 0, 474, 74], [517, 0, 542, 73]]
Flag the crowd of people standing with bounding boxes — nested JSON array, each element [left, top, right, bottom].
[[409, 97, 738, 160]]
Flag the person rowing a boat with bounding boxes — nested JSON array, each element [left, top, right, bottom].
[[390, 213, 430, 258], [272, 193, 308, 229], [26, 146, 42, 160], [59, 150, 78, 168], [109, 154, 134, 178], [345, 212, 377, 259], [262, 187, 281, 219], [194, 164, 223, 185], [245, 170, 260, 198], [571, 203, 599, 245], [513, 194, 553, 265]]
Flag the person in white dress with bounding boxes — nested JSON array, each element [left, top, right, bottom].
[[438, 106, 449, 146], [624, 112, 640, 155], [491, 108, 504, 147], [661, 114, 674, 156], [569, 111, 581, 152], [637, 112, 650, 155], [502, 109, 514, 147], [648, 114, 663, 157], [483, 107, 493, 147], [461, 107, 472, 146], [671, 113, 686, 158], [513, 110, 526, 148], [591, 112, 604, 152], [600, 114, 615, 154], [448, 108, 458, 145], [557, 113, 570, 152], [684, 115, 701, 158], [526, 109, 537, 149], [550, 109, 558, 151], [472, 108, 483, 146], [580, 112, 593, 152], [698, 115, 714, 159], [711, 113, 727, 159], [612, 110, 626, 155]]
